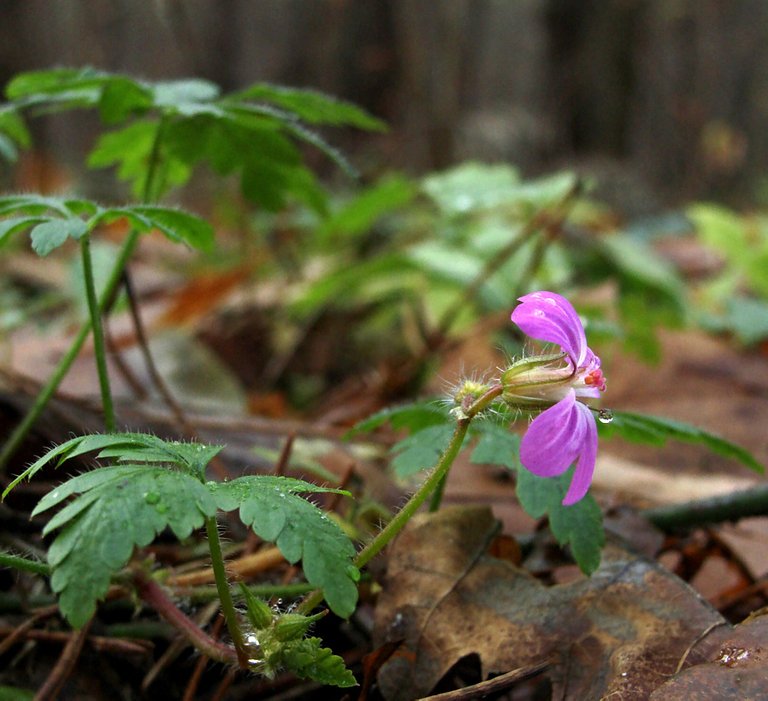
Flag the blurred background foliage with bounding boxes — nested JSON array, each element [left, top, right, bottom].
[[2, 0, 768, 412]]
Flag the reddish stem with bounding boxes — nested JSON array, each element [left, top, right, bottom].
[[134, 570, 237, 665]]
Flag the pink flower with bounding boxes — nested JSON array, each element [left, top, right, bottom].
[[508, 291, 606, 505]]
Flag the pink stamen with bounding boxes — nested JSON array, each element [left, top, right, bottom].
[[584, 369, 606, 392]]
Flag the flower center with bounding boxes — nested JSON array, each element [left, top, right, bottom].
[[583, 368, 606, 392]]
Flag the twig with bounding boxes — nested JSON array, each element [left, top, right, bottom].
[[642, 484, 768, 532], [166, 546, 285, 587], [0, 624, 151, 656], [0, 604, 59, 656], [415, 659, 552, 700], [183, 614, 226, 701], [33, 619, 92, 701]]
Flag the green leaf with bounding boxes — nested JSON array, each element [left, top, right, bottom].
[[35, 465, 217, 627], [0, 194, 70, 216], [0, 686, 34, 701], [722, 296, 768, 345], [515, 468, 605, 575], [316, 175, 416, 244], [348, 400, 449, 436], [211, 476, 358, 618], [98, 78, 152, 123], [422, 162, 521, 215], [152, 79, 220, 109], [281, 636, 357, 687], [687, 203, 749, 264], [3, 433, 224, 497], [470, 422, 520, 470], [599, 410, 764, 474], [115, 205, 214, 251], [30, 218, 89, 256], [229, 83, 385, 131], [390, 424, 455, 478]]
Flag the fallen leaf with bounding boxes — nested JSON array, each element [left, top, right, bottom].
[[650, 611, 768, 700], [373, 505, 726, 700]]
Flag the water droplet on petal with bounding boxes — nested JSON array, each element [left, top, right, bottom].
[[597, 408, 614, 424]]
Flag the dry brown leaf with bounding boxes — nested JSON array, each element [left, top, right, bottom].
[[373, 505, 726, 700]]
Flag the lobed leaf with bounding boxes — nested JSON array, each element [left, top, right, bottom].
[[36, 465, 217, 627], [470, 422, 520, 470], [281, 636, 357, 687], [3, 433, 224, 498], [599, 410, 764, 474], [211, 476, 358, 618], [390, 424, 455, 478], [515, 467, 605, 575]]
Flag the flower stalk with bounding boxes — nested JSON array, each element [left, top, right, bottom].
[[204, 515, 249, 667]]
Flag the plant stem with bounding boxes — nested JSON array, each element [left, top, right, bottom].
[[0, 551, 50, 576], [79, 233, 115, 432], [204, 515, 248, 668], [0, 230, 141, 470], [134, 569, 237, 665], [298, 383, 504, 614], [0, 117, 170, 470]]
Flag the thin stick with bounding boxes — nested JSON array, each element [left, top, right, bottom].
[[415, 659, 552, 700], [33, 619, 92, 701]]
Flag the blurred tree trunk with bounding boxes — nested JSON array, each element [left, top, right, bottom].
[[2, 0, 768, 204]]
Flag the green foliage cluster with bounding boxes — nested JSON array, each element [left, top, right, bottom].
[[1, 65, 766, 691], [352, 400, 762, 575]]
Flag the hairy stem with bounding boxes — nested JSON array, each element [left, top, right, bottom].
[[79, 234, 115, 432], [0, 551, 50, 576], [299, 384, 503, 614], [134, 569, 237, 665], [204, 516, 248, 668]]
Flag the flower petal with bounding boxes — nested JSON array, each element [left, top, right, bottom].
[[520, 392, 583, 477], [562, 402, 598, 505], [511, 291, 587, 367], [519, 392, 598, 505]]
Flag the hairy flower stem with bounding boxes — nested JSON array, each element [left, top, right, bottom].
[[134, 568, 237, 665], [204, 516, 248, 668], [299, 384, 503, 615], [80, 234, 116, 432], [0, 551, 50, 576]]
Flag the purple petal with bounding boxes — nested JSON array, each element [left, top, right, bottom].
[[511, 291, 587, 366], [519, 392, 598, 505], [562, 402, 598, 505]]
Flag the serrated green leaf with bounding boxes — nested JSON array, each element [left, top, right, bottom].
[[598, 410, 764, 473], [0, 194, 71, 217], [229, 83, 385, 131], [3, 433, 224, 498], [211, 476, 357, 618], [30, 218, 89, 256], [469, 422, 520, 470], [281, 636, 357, 687], [515, 467, 604, 575], [390, 424, 455, 478], [39, 465, 217, 627]]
